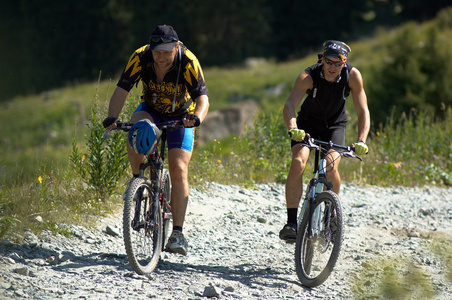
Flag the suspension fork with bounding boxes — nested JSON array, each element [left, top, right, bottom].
[[307, 148, 327, 238]]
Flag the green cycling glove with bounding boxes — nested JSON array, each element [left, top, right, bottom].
[[288, 128, 305, 141], [354, 141, 369, 155]]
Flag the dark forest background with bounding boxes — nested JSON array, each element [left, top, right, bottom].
[[1, 0, 451, 101]]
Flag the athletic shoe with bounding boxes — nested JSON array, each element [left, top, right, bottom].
[[165, 230, 188, 256], [279, 223, 297, 243]]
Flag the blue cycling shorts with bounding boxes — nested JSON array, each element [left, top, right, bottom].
[[134, 102, 194, 152]]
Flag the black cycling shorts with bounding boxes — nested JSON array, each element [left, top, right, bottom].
[[291, 121, 346, 149]]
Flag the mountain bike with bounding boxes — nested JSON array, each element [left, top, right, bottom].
[[113, 120, 184, 275], [295, 136, 362, 287]]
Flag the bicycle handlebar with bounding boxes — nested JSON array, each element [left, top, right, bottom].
[[304, 136, 362, 161], [112, 120, 185, 132]]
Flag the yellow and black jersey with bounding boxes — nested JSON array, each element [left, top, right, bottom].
[[117, 44, 208, 117]]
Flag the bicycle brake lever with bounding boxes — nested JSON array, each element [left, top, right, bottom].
[[305, 137, 319, 150], [343, 151, 362, 161]]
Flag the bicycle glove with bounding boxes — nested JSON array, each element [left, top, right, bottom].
[[103, 116, 118, 128], [354, 141, 369, 155], [183, 114, 201, 127], [288, 128, 305, 141]]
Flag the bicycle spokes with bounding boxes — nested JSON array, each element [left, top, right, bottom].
[[131, 187, 147, 231], [295, 191, 343, 287], [123, 178, 163, 275]]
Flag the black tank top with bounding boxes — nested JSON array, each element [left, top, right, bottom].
[[298, 63, 353, 128]]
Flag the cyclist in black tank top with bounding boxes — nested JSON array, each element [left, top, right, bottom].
[[279, 40, 371, 242]]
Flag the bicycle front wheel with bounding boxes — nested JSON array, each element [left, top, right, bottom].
[[161, 169, 172, 252], [123, 177, 162, 275], [295, 191, 344, 287]]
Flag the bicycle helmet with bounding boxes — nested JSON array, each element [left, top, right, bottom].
[[128, 119, 161, 156]]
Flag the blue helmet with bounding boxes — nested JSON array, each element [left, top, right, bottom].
[[128, 119, 161, 156]]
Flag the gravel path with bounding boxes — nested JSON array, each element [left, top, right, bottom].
[[1, 182, 451, 299]]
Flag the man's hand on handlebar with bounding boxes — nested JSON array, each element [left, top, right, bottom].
[[353, 141, 369, 155], [182, 114, 201, 128], [288, 128, 305, 141], [103, 116, 119, 130]]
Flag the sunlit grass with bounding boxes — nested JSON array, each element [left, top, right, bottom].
[[351, 232, 452, 299], [0, 165, 123, 240], [351, 254, 436, 299]]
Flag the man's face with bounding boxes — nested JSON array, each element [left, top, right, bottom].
[[322, 56, 345, 82], [152, 44, 178, 69]]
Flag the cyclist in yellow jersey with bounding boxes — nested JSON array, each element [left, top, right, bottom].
[[103, 25, 209, 255]]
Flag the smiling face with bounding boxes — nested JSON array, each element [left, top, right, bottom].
[[152, 44, 179, 70], [322, 56, 345, 82]]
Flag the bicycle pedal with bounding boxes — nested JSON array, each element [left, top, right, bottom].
[[285, 239, 296, 244]]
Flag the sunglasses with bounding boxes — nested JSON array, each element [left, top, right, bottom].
[[150, 35, 178, 43], [324, 57, 345, 67]]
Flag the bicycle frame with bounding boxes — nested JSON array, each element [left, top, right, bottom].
[[299, 143, 331, 238], [298, 138, 356, 238], [295, 137, 362, 287], [139, 123, 180, 228], [114, 121, 182, 235], [112, 120, 187, 274]]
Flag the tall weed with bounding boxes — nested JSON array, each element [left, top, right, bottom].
[[69, 91, 134, 201]]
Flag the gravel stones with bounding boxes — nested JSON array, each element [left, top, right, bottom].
[[1, 182, 451, 299]]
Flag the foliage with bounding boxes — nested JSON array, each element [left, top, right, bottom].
[[367, 17, 452, 126], [429, 234, 452, 282], [352, 232, 452, 299], [437, 6, 452, 29], [190, 110, 290, 187], [351, 254, 436, 299], [69, 90, 132, 202], [2, 1, 452, 100], [364, 108, 452, 186]]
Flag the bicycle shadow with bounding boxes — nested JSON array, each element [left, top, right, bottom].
[[1, 242, 308, 291], [0, 242, 131, 273], [154, 259, 305, 290]]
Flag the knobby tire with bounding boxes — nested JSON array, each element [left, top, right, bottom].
[[161, 170, 172, 252], [123, 177, 162, 275], [295, 191, 344, 287]]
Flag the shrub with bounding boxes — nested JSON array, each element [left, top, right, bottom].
[[69, 92, 132, 201], [367, 21, 452, 126]]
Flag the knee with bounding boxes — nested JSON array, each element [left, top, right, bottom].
[[291, 156, 307, 171], [169, 162, 188, 181]]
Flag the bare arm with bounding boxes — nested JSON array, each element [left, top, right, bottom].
[[194, 95, 209, 122], [349, 68, 370, 143], [183, 94, 210, 127], [107, 87, 129, 118], [103, 86, 129, 130], [283, 71, 313, 130]]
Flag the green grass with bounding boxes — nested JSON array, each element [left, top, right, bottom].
[[351, 232, 452, 299]]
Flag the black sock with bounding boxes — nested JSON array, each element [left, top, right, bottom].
[[173, 226, 183, 232], [287, 208, 298, 225], [133, 174, 139, 178]]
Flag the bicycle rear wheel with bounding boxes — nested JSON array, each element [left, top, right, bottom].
[[161, 169, 172, 251], [295, 191, 344, 287], [123, 177, 162, 275]]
